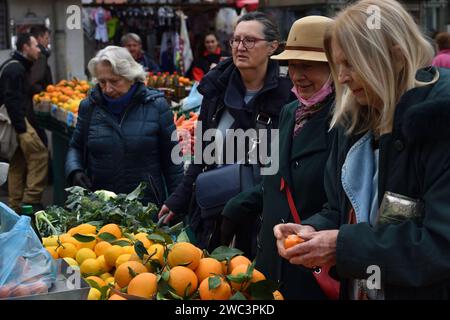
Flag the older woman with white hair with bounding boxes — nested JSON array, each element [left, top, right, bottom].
[[274, 0, 450, 299], [65, 46, 183, 205], [121, 33, 160, 72]]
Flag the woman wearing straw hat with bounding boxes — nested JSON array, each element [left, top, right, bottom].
[[220, 16, 335, 299], [275, 0, 450, 299]]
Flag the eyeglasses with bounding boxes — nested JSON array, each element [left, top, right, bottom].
[[229, 37, 267, 49]]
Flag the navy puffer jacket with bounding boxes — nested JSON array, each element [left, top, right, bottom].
[[65, 82, 184, 205]]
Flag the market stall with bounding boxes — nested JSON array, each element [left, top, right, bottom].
[[0, 184, 284, 300]]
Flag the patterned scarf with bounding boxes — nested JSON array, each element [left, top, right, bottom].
[[293, 102, 325, 137]]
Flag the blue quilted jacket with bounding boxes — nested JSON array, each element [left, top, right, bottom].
[[65, 82, 184, 205]]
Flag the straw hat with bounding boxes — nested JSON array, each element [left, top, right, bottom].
[[272, 16, 333, 62]]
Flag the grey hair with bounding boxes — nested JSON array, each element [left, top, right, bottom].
[[236, 11, 280, 42], [121, 33, 142, 45], [88, 46, 147, 83]]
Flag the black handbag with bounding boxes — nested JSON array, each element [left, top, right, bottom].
[[195, 164, 261, 219]]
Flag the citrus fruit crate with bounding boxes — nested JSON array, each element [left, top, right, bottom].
[[5, 259, 90, 300]]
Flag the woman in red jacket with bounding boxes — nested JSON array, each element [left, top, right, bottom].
[[192, 33, 226, 81]]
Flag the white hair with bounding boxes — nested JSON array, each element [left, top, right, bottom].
[[88, 46, 147, 83]]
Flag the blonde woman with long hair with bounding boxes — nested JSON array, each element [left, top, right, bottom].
[[274, 0, 450, 299]]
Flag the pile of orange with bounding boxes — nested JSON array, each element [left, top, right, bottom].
[[41, 223, 283, 301], [33, 79, 91, 113]]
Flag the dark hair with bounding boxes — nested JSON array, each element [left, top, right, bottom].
[[204, 32, 218, 41], [236, 11, 280, 42], [30, 25, 50, 39], [435, 32, 450, 51], [16, 33, 33, 52]]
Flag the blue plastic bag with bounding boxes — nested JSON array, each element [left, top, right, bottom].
[[0, 202, 57, 298], [182, 81, 203, 112]]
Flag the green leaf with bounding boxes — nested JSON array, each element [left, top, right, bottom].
[[208, 276, 221, 290], [99, 286, 110, 300], [176, 230, 190, 243], [168, 289, 184, 300], [248, 280, 279, 300], [183, 283, 192, 299], [247, 260, 256, 278], [209, 246, 244, 261], [158, 279, 170, 296], [230, 291, 247, 300], [85, 279, 101, 291], [126, 182, 147, 201], [123, 232, 136, 241], [226, 273, 248, 284], [113, 240, 133, 247], [156, 292, 169, 300], [148, 233, 166, 243], [161, 270, 170, 282], [97, 232, 118, 243], [134, 240, 149, 260], [128, 266, 138, 278], [72, 234, 96, 243]]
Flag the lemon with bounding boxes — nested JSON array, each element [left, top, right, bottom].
[[104, 245, 123, 267], [68, 223, 97, 236], [100, 272, 113, 281], [43, 235, 58, 247], [46, 246, 59, 259], [57, 243, 77, 259], [80, 258, 101, 276], [97, 255, 110, 273], [76, 248, 96, 265], [87, 288, 101, 300], [115, 254, 132, 268]]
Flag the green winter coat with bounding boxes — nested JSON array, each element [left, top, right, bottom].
[[303, 67, 450, 299], [223, 94, 335, 299]]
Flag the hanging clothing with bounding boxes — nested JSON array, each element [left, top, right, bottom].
[[91, 7, 111, 43], [176, 11, 193, 74]]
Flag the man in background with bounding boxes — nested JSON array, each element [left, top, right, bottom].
[[0, 33, 48, 213], [29, 25, 53, 93]]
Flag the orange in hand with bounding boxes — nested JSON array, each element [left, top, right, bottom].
[[284, 234, 305, 249]]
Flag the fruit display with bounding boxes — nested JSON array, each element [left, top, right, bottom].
[[33, 79, 91, 114], [174, 111, 198, 157], [146, 72, 193, 100], [42, 228, 283, 300], [36, 184, 283, 300]]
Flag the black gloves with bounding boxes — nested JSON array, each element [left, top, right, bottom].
[[72, 171, 92, 190], [220, 215, 238, 246]]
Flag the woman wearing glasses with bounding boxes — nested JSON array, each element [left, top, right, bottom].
[[158, 12, 294, 250], [221, 16, 336, 299]]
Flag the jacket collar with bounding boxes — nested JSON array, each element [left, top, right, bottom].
[[394, 67, 450, 144], [278, 94, 334, 187], [12, 51, 33, 71], [38, 44, 50, 58], [89, 81, 148, 107], [198, 57, 282, 113]]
